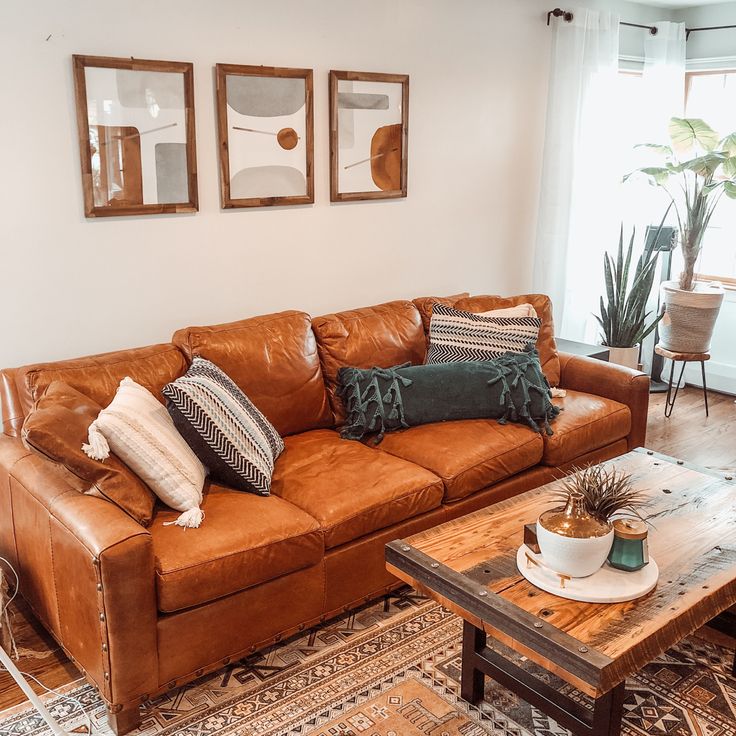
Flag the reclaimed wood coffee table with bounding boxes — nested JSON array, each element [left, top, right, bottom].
[[386, 448, 736, 736]]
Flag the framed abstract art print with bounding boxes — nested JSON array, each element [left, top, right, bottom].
[[329, 70, 409, 202], [215, 64, 314, 208], [73, 55, 198, 217]]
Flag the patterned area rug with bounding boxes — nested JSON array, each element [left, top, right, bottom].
[[0, 588, 734, 736]]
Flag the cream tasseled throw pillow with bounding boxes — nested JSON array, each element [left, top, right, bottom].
[[83, 377, 207, 528], [479, 303, 538, 318]]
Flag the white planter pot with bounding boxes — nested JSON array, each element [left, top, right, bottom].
[[536, 521, 614, 578], [606, 345, 639, 370], [660, 280, 724, 354]]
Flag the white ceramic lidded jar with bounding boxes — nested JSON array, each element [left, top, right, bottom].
[[536, 492, 614, 578]]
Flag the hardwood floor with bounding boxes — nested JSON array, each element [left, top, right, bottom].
[[647, 387, 736, 472], [0, 595, 81, 709], [1, 387, 734, 712]]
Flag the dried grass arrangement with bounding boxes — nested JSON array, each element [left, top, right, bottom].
[[553, 465, 650, 524]]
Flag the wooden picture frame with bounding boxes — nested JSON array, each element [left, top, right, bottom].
[[72, 55, 198, 218], [215, 64, 314, 208], [329, 70, 409, 202]]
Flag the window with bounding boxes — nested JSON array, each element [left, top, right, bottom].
[[615, 69, 673, 253], [685, 71, 736, 286]]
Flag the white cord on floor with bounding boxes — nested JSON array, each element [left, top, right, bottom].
[[0, 556, 94, 735], [0, 670, 93, 736], [0, 557, 19, 651]]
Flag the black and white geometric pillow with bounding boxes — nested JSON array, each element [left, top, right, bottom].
[[426, 303, 542, 364], [162, 357, 284, 496]]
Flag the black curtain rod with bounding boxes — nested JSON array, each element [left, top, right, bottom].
[[547, 8, 736, 40], [686, 24, 736, 40]]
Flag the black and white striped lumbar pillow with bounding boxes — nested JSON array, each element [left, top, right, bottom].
[[163, 357, 284, 496], [426, 303, 542, 364]]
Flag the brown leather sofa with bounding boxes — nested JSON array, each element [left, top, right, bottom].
[[0, 294, 649, 734]]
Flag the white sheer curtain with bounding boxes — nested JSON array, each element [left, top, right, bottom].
[[636, 21, 686, 372], [643, 22, 686, 140], [533, 8, 620, 341]]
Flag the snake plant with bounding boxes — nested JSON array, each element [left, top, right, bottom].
[[595, 226, 663, 348]]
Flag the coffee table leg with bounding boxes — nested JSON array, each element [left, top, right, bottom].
[[703, 610, 736, 676], [461, 620, 485, 704], [591, 681, 625, 736], [460, 621, 626, 736]]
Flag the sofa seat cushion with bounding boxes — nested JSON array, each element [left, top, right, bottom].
[[377, 420, 544, 502], [151, 482, 323, 612], [271, 429, 444, 549], [542, 390, 631, 466]]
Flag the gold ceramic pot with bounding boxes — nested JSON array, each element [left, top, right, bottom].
[[536, 492, 614, 578]]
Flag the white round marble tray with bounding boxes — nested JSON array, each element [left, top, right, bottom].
[[516, 545, 659, 603]]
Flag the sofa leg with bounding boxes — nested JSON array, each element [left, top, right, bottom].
[[106, 704, 141, 735]]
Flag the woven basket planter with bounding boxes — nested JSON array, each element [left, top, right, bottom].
[[659, 281, 724, 354]]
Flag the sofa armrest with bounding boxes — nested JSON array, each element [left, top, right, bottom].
[[0, 436, 158, 707], [558, 352, 650, 450]]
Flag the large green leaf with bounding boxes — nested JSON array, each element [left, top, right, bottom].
[[638, 167, 672, 186], [681, 152, 727, 177], [720, 133, 736, 156], [634, 143, 674, 158], [724, 182, 736, 199], [668, 117, 720, 154], [722, 157, 736, 178], [681, 154, 726, 178]]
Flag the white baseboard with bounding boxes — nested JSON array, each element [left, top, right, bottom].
[[682, 360, 736, 397]]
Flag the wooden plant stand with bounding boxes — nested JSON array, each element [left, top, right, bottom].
[[654, 344, 710, 417]]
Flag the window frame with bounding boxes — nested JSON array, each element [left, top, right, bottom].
[[685, 69, 736, 288]]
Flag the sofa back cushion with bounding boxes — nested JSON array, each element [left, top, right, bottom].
[[172, 311, 332, 436], [453, 294, 560, 386], [412, 292, 471, 335], [312, 300, 426, 422], [21, 381, 156, 526], [4, 344, 188, 435]]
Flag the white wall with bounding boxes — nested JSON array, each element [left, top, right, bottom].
[[675, 2, 736, 62], [0, 0, 556, 368]]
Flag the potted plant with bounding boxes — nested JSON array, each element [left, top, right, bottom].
[[595, 226, 662, 369], [536, 466, 648, 578], [627, 117, 736, 353]]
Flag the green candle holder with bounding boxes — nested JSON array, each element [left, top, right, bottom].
[[607, 519, 649, 572]]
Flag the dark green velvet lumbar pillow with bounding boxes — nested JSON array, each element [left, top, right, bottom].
[[337, 346, 560, 443]]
